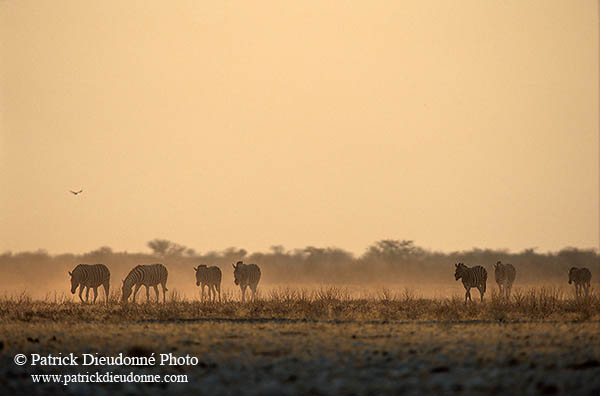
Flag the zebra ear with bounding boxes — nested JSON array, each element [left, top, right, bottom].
[[232, 263, 236, 269], [68, 271, 72, 276], [193, 266, 198, 271]]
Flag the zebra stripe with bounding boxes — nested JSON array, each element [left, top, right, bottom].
[[568, 267, 592, 298], [232, 261, 261, 302], [494, 261, 516, 299], [122, 263, 168, 303], [194, 265, 222, 302], [69, 264, 110, 304], [454, 262, 487, 302]]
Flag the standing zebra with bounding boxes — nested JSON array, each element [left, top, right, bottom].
[[121, 264, 168, 303], [69, 264, 110, 303], [494, 261, 516, 299], [232, 261, 261, 303], [194, 265, 222, 302], [454, 262, 487, 302], [568, 267, 592, 298]]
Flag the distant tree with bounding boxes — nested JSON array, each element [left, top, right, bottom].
[[270, 245, 285, 255], [363, 239, 424, 263], [221, 247, 247, 260], [147, 239, 187, 257], [148, 239, 171, 256]]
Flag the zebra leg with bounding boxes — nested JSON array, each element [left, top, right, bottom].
[[92, 287, 98, 303], [209, 285, 214, 302], [201, 283, 205, 301], [478, 286, 484, 302], [78, 286, 85, 303], [132, 284, 142, 303], [153, 285, 159, 303], [85, 287, 90, 303], [241, 285, 247, 303], [145, 285, 150, 303], [216, 283, 221, 303], [465, 287, 472, 303], [250, 284, 257, 301], [161, 282, 167, 303], [103, 282, 110, 303]]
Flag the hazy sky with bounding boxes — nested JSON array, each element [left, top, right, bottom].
[[1, 1, 598, 256]]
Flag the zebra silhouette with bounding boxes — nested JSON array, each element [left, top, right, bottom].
[[568, 267, 591, 298], [69, 264, 110, 303], [232, 261, 261, 302], [194, 265, 222, 302], [494, 261, 516, 299], [121, 264, 168, 303], [454, 262, 487, 302]]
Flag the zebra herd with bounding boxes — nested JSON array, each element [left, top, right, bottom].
[[68, 260, 592, 304], [454, 261, 593, 302], [68, 261, 261, 303]]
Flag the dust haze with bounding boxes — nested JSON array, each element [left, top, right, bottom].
[[2, 239, 597, 300]]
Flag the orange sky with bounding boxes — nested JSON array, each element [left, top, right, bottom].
[[1, 1, 598, 255]]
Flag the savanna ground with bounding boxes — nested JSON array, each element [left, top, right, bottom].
[[1, 286, 599, 395]]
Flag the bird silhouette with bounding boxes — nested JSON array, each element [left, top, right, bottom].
[[69, 189, 83, 195]]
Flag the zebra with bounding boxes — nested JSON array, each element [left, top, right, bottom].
[[454, 262, 487, 302], [121, 264, 168, 303], [493, 261, 516, 299], [194, 265, 222, 302], [232, 261, 261, 303], [568, 267, 592, 298], [69, 264, 110, 303]]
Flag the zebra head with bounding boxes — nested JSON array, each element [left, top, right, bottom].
[[494, 261, 501, 271], [121, 279, 133, 302], [68, 270, 78, 294], [454, 263, 466, 281], [232, 261, 244, 285], [568, 267, 577, 284], [194, 265, 207, 286]]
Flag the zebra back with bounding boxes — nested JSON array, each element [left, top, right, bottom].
[[455, 263, 487, 288], [195, 265, 222, 286], [569, 267, 592, 284], [124, 264, 168, 288], [233, 262, 261, 287], [494, 262, 516, 285], [505, 263, 516, 283], [69, 264, 110, 288]]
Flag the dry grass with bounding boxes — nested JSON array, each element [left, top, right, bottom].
[[1, 286, 598, 323]]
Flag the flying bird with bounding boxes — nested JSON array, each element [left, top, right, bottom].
[[69, 189, 83, 195]]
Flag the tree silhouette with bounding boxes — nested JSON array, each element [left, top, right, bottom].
[[147, 239, 187, 257]]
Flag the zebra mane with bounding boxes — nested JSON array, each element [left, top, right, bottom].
[[69, 264, 87, 276], [123, 266, 142, 286]]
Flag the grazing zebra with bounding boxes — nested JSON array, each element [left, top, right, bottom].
[[494, 261, 516, 299], [121, 264, 168, 303], [568, 267, 592, 298], [232, 261, 261, 303], [69, 264, 110, 303], [454, 262, 487, 302], [194, 265, 222, 302]]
